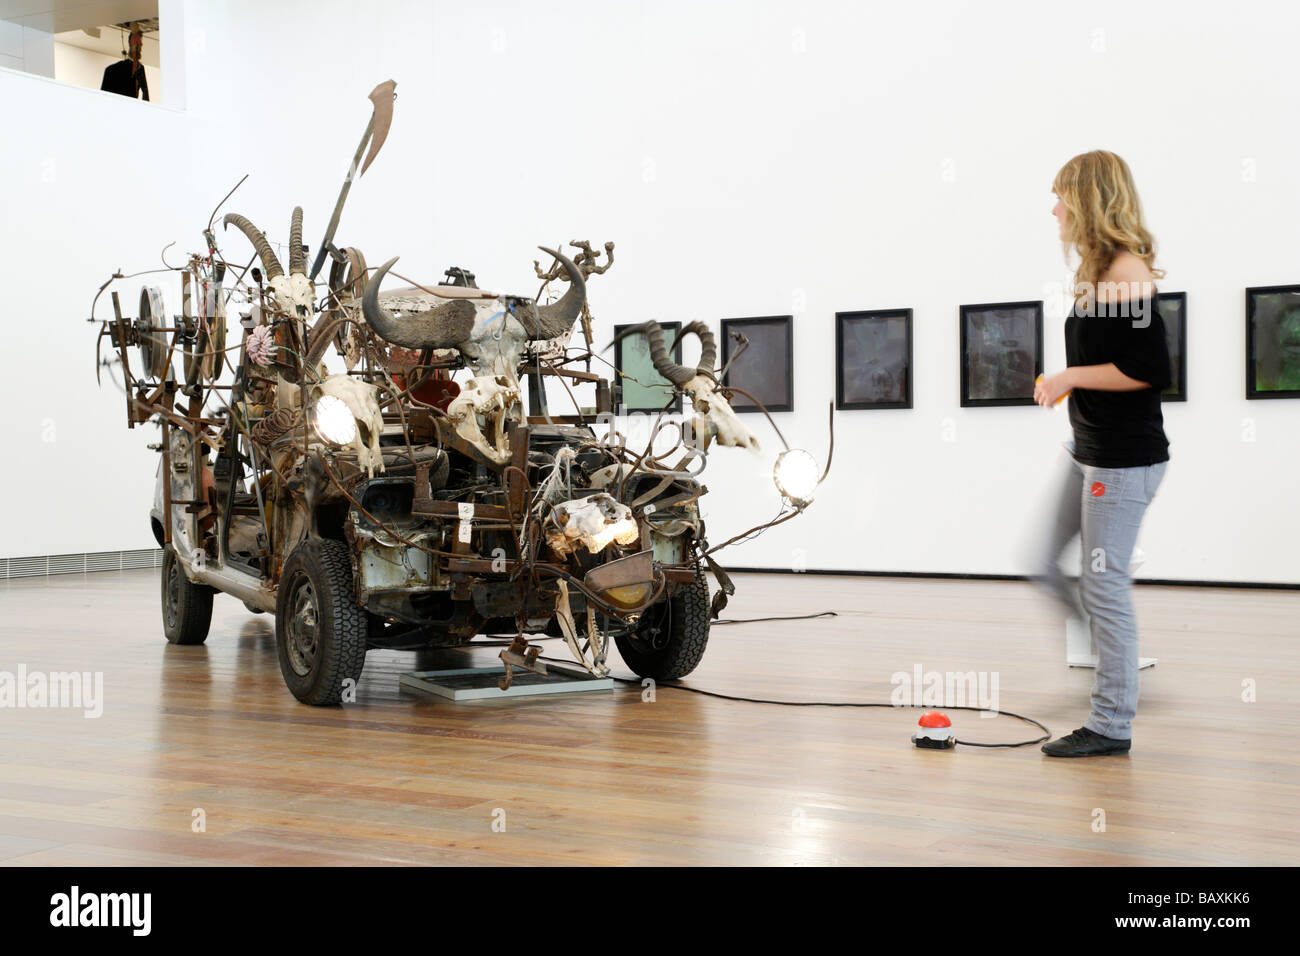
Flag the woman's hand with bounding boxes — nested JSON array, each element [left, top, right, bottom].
[[1034, 370, 1074, 407]]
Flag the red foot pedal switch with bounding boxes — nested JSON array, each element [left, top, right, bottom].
[[912, 711, 956, 750]]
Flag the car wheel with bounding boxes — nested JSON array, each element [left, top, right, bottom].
[[613, 564, 711, 681], [161, 545, 214, 645], [275, 539, 368, 706]]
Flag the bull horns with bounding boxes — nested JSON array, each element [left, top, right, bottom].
[[516, 246, 586, 341], [639, 320, 717, 387], [222, 213, 284, 280], [361, 257, 477, 350]]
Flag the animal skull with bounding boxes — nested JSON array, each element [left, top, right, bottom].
[[267, 272, 316, 318], [311, 374, 386, 478], [545, 493, 639, 557], [444, 373, 520, 465], [359, 249, 589, 464], [681, 374, 760, 453]]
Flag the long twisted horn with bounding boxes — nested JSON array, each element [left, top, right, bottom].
[[637, 320, 717, 387], [222, 213, 284, 280], [518, 246, 586, 340], [288, 206, 305, 275], [638, 321, 694, 386], [682, 320, 717, 380], [361, 257, 476, 349]]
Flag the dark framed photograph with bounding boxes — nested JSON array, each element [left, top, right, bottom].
[[836, 309, 913, 410], [614, 321, 682, 413], [959, 300, 1043, 407], [1156, 291, 1187, 402], [1246, 285, 1300, 399], [720, 315, 793, 413]]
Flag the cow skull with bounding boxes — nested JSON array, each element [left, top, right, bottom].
[[361, 248, 587, 463], [310, 374, 385, 478]]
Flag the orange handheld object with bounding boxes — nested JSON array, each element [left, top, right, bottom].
[[1035, 374, 1071, 406]]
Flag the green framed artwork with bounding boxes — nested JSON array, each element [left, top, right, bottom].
[[1246, 285, 1300, 399], [614, 322, 683, 413]]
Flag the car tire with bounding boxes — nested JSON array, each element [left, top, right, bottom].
[[275, 539, 368, 706], [161, 545, 214, 645], [613, 564, 711, 681]]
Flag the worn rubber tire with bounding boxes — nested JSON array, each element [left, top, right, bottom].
[[274, 539, 368, 706], [161, 545, 214, 646], [613, 565, 711, 681]]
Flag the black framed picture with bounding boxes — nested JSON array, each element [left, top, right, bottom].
[[836, 309, 913, 410], [1246, 285, 1300, 399], [614, 321, 682, 413], [720, 315, 793, 413], [959, 300, 1043, 407], [1156, 291, 1187, 402]]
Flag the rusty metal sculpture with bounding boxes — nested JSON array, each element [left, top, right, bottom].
[[90, 81, 829, 705]]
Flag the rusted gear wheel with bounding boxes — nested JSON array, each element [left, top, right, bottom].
[[136, 285, 172, 381], [199, 278, 228, 381]]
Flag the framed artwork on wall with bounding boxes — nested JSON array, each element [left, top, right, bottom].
[[1246, 285, 1300, 399], [1156, 291, 1187, 402], [614, 321, 682, 413], [835, 309, 913, 410], [959, 300, 1043, 407], [720, 315, 793, 413]]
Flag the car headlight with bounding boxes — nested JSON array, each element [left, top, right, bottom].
[[773, 448, 820, 505], [313, 394, 358, 446]]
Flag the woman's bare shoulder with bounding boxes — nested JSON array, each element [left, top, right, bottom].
[[1102, 250, 1155, 283], [1099, 250, 1156, 300]]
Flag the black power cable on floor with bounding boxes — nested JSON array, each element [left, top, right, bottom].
[[709, 610, 839, 625], [592, 670, 1051, 749], [538, 607, 1053, 749]]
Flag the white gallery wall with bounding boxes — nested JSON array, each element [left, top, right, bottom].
[[1, 0, 1297, 585]]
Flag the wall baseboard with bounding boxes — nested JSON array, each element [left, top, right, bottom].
[[723, 566, 1300, 592], [1, 548, 164, 579]]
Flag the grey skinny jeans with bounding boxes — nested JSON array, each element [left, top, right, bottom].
[[1032, 442, 1167, 739]]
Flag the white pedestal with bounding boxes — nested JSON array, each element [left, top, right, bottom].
[[1065, 615, 1157, 669], [1065, 547, 1155, 669]]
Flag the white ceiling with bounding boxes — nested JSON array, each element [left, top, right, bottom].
[[0, 0, 157, 35]]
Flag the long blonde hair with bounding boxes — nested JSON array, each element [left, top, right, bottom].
[[1053, 150, 1164, 306]]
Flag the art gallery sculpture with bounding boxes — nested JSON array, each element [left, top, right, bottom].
[[90, 81, 830, 705]]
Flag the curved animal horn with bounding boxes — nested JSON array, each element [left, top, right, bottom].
[[361, 257, 477, 350], [519, 246, 586, 340], [288, 206, 305, 275], [683, 320, 717, 379], [636, 321, 695, 387], [222, 213, 284, 280]]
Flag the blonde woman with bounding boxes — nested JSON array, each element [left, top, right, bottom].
[[1032, 150, 1172, 757]]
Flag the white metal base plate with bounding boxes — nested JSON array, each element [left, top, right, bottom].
[[1065, 615, 1156, 669], [399, 664, 614, 702]]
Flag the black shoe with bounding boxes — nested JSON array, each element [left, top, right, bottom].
[[1041, 727, 1131, 757]]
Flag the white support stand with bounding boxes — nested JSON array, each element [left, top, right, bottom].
[[1065, 548, 1156, 670]]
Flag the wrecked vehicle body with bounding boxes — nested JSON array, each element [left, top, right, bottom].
[[93, 82, 826, 705]]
